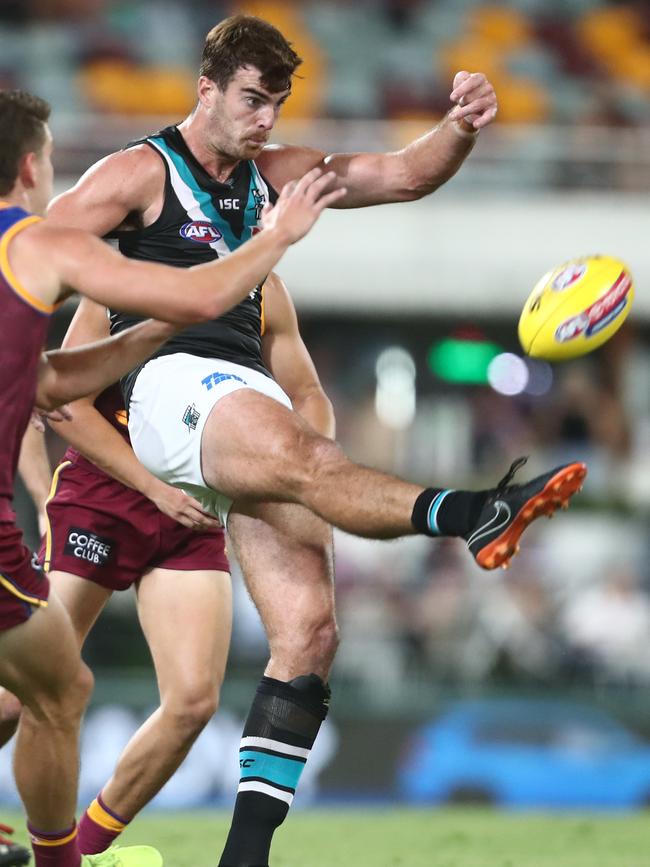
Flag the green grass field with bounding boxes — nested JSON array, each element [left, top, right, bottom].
[[4, 807, 650, 867]]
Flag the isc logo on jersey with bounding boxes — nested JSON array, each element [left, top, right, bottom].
[[180, 221, 223, 244]]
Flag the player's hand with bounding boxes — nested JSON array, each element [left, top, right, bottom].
[[148, 480, 221, 531], [31, 405, 73, 432], [261, 168, 347, 243], [448, 71, 497, 130]]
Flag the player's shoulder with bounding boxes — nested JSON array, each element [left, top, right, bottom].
[[4, 219, 91, 307], [84, 143, 165, 188], [17, 219, 95, 258], [54, 142, 165, 217]]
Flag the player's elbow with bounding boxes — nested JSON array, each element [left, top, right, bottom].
[[35, 384, 64, 412], [399, 153, 457, 200], [386, 155, 435, 202], [173, 294, 228, 325], [36, 367, 87, 410], [400, 171, 444, 201], [34, 367, 60, 411]]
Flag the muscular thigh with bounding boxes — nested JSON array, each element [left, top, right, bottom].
[[227, 502, 336, 677], [49, 570, 112, 647], [136, 567, 232, 700], [201, 389, 319, 501]]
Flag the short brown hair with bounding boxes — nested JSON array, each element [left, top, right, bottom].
[[200, 15, 302, 93], [0, 90, 50, 195]]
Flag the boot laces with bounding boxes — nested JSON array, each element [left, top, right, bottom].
[[495, 456, 528, 496]]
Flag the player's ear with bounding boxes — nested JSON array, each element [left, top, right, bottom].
[[197, 75, 219, 105], [18, 151, 38, 190]]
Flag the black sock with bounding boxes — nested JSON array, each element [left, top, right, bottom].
[[218, 673, 330, 867], [411, 487, 488, 537]]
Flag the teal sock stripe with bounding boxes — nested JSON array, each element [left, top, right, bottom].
[[239, 751, 306, 791], [427, 490, 452, 535]]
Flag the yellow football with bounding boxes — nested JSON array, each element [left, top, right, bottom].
[[518, 255, 634, 361]]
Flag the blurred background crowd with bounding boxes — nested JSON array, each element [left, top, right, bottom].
[[3, 0, 650, 805], [1, 0, 650, 125]]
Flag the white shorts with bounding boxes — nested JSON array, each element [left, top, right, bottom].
[[128, 354, 292, 526]]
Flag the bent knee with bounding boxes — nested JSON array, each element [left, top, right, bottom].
[[22, 663, 93, 727], [76, 661, 95, 704], [58, 661, 94, 714], [271, 616, 339, 675], [162, 685, 220, 736]]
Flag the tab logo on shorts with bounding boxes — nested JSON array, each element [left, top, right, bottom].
[[180, 221, 223, 244], [64, 527, 113, 566], [201, 372, 246, 391]]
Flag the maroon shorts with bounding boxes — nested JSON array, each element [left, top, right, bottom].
[[0, 520, 49, 632], [39, 459, 230, 591]]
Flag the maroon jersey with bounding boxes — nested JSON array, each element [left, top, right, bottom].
[[0, 203, 54, 627]]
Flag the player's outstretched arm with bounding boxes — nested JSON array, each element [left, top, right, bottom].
[[259, 71, 497, 208], [36, 316, 179, 410], [261, 272, 335, 439], [19, 168, 346, 323]]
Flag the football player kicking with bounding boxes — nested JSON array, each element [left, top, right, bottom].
[[45, 16, 588, 867], [0, 88, 343, 867]]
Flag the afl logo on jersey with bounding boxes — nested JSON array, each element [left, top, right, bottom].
[[180, 221, 222, 244]]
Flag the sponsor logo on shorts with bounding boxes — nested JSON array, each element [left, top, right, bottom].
[[183, 403, 200, 431], [180, 221, 223, 244], [201, 372, 246, 391], [552, 263, 586, 291], [64, 528, 114, 566], [555, 271, 632, 343]]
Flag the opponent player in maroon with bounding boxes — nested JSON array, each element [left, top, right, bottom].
[[41, 377, 231, 856], [0, 88, 344, 867], [0, 111, 173, 867]]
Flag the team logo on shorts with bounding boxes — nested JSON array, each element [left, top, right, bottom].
[[64, 528, 114, 566], [180, 221, 222, 244], [183, 403, 200, 431]]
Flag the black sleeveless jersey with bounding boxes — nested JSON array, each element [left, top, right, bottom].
[[109, 125, 278, 404]]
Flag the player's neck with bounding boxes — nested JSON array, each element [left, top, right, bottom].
[[178, 116, 241, 184], [1, 188, 33, 214]]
